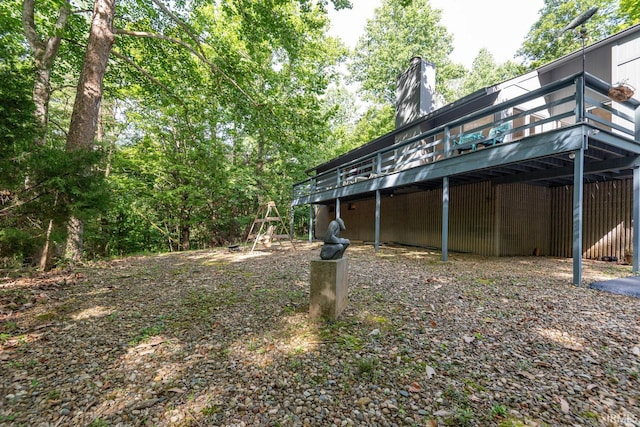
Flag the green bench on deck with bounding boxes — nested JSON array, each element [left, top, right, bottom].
[[453, 122, 512, 154]]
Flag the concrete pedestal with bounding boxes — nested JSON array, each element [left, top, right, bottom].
[[309, 258, 348, 320]]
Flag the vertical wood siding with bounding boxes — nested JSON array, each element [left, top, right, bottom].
[[550, 179, 633, 259], [498, 183, 552, 256], [317, 177, 633, 260]]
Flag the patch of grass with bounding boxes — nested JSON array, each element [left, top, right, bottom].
[[336, 333, 362, 350], [287, 358, 303, 371], [444, 407, 474, 426], [373, 292, 385, 303], [443, 385, 468, 407], [286, 290, 304, 301], [87, 418, 109, 427], [36, 312, 57, 322], [581, 411, 599, 420], [356, 356, 379, 378], [490, 404, 507, 419], [201, 404, 222, 416], [47, 390, 61, 401], [462, 378, 486, 392], [129, 323, 165, 346], [0, 332, 11, 344], [247, 339, 260, 351], [1, 320, 18, 332], [366, 314, 390, 325]]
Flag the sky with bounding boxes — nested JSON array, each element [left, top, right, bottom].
[[328, 0, 545, 68]]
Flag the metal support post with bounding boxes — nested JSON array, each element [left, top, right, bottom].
[[375, 190, 381, 252], [572, 147, 584, 285], [442, 176, 449, 261]]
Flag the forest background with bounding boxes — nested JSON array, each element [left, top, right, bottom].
[[1, 0, 639, 270]]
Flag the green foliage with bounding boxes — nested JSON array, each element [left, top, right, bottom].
[[458, 49, 525, 97], [349, 0, 461, 106], [620, 0, 640, 25], [517, 0, 632, 69]]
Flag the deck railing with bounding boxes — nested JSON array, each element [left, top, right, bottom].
[[293, 72, 640, 202]]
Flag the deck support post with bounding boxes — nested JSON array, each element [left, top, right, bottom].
[[572, 146, 584, 285], [309, 204, 314, 243], [336, 198, 341, 219], [633, 166, 640, 273], [290, 206, 295, 241], [442, 176, 449, 261], [375, 190, 381, 252]]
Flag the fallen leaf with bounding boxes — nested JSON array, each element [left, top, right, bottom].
[[167, 388, 185, 394], [356, 397, 372, 407], [433, 410, 452, 417], [560, 398, 570, 414], [408, 381, 422, 392], [463, 335, 475, 343]]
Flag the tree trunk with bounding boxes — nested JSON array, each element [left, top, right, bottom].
[[64, 216, 84, 263], [180, 193, 191, 250], [22, 0, 70, 146], [64, 0, 116, 262], [66, 0, 116, 152], [22, 0, 70, 269], [181, 225, 190, 251]]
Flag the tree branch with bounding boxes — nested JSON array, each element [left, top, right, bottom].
[[111, 50, 184, 105], [22, 0, 43, 56], [22, 0, 71, 68], [149, 0, 206, 57], [0, 192, 47, 218], [110, 49, 195, 132], [114, 28, 262, 107]]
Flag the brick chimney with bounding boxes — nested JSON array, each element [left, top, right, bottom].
[[395, 56, 436, 129]]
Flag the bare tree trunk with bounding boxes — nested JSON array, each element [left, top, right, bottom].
[[22, 0, 70, 145], [39, 193, 58, 270], [64, 216, 84, 262], [66, 0, 115, 152], [64, 0, 116, 262], [39, 219, 54, 270]]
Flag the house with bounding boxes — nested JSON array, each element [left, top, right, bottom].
[[291, 24, 640, 285]]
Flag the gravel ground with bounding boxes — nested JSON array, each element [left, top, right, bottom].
[[1, 243, 639, 426]]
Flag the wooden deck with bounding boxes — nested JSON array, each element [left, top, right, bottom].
[[292, 72, 640, 207]]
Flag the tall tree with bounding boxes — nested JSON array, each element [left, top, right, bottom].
[[620, 0, 640, 25], [64, 0, 115, 261], [517, 0, 631, 69], [459, 49, 524, 97], [348, 0, 463, 107]]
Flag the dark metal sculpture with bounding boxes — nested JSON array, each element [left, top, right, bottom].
[[560, 6, 598, 35], [320, 217, 350, 260]]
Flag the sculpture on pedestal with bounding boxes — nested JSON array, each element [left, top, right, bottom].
[[320, 217, 350, 260]]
